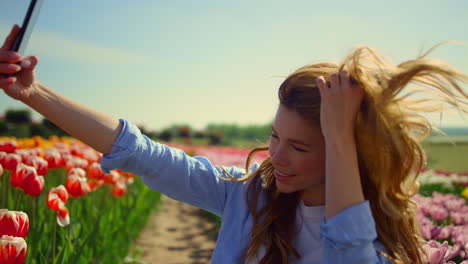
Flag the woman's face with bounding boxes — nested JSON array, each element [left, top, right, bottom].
[[269, 105, 326, 202]]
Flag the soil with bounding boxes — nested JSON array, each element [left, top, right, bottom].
[[128, 195, 217, 264]]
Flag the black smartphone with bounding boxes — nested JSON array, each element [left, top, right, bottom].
[[11, 0, 44, 55]]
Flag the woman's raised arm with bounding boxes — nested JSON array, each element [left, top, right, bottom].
[[0, 25, 121, 155]]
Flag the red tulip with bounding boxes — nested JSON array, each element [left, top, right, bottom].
[[0, 152, 7, 167], [67, 168, 86, 178], [104, 170, 120, 185], [25, 156, 48, 177], [65, 157, 88, 173], [3, 154, 21, 171], [87, 180, 103, 192], [0, 235, 27, 264], [21, 172, 44, 197], [0, 140, 17, 153], [65, 174, 90, 198], [11, 164, 33, 189], [44, 149, 62, 169], [13, 150, 29, 164], [47, 185, 68, 211], [111, 181, 127, 198], [0, 210, 29, 238], [57, 208, 70, 227], [87, 162, 104, 180]]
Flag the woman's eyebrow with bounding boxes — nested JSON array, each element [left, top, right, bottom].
[[271, 126, 312, 147]]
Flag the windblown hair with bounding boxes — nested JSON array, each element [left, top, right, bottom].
[[218, 42, 468, 264]]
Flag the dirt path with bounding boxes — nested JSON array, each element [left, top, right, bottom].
[[129, 195, 217, 264]]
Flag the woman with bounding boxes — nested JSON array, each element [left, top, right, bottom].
[[1, 25, 467, 263]]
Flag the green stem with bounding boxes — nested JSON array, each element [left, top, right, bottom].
[[52, 222, 57, 263], [14, 190, 23, 211], [1, 172, 5, 208]]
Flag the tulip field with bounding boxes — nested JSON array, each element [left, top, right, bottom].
[[0, 136, 468, 263], [0, 136, 161, 264]]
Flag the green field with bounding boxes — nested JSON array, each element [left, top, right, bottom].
[[422, 141, 468, 172]]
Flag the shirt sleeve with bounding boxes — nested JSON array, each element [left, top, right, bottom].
[[100, 119, 253, 217], [320, 201, 393, 264]]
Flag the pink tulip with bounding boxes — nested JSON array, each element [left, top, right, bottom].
[[429, 206, 448, 221]]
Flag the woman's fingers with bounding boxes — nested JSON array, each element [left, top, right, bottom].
[[330, 73, 340, 91], [21, 56, 38, 69], [0, 63, 21, 74], [17, 56, 38, 86], [1, 25, 20, 50], [0, 50, 22, 62], [316, 76, 328, 99], [0, 76, 16, 86]]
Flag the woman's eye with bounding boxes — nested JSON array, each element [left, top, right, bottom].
[[270, 133, 278, 139], [293, 146, 306, 152]]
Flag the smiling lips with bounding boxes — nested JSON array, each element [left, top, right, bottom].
[[274, 170, 295, 181]]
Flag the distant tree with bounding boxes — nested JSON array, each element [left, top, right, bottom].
[[177, 126, 191, 138], [30, 123, 49, 137], [208, 130, 223, 145], [42, 118, 69, 137], [0, 120, 8, 136], [158, 128, 173, 142], [193, 130, 206, 139], [5, 109, 32, 123]]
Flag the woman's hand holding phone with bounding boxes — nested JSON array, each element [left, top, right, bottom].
[[0, 25, 39, 102]]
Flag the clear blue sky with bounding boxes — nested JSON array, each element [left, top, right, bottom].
[[1, 0, 467, 131]]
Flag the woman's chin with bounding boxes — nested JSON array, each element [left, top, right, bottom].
[[275, 181, 297, 193]]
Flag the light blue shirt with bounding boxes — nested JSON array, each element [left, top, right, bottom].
[[101, 119, 392, 264]]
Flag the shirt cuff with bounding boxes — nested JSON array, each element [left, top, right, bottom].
[[100, 118, 141, 173], [320, 200, 377, 249]]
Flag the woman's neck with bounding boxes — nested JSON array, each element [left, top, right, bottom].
[[300, 184, 326, 206]]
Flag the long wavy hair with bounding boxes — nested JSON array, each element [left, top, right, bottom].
[[218, 42, 468, 264]]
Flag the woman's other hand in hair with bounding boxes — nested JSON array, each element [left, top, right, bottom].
[[316, 71, 365, 219], [315, 71, 364, 142], [0, 25, 40, 102]]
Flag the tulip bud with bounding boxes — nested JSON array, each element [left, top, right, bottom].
[[111, 181, 127, 198], [0, 210, 29, 238], [18, 166, 44, 197], [67, 167, 86, 178], [87, 162, 104, 180], [87, 180, 103, 192], [11, 164, 34, 188], [0, 235, 27, 264], [57, 208, 70, 227], [47, 185, 68, 211], [66, 157, 88, 173], [104, 170, 120, 185], [65, 174, 90, 198]]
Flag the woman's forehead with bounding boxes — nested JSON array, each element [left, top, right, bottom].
[[273, 106, 323, 139]]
